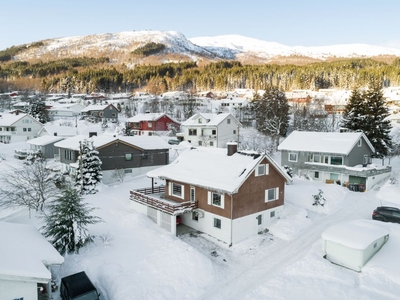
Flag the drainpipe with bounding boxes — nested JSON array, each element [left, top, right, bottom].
[[230, 193, 233, 247]]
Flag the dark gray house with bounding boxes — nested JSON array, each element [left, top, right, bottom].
[[81, 103, 119, 123], [278, 131, 391, 191], [54, 135, 170, 183], [27, 135, 65, 159]]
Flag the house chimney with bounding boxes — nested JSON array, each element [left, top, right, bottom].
[[227, 142, 238, 156]]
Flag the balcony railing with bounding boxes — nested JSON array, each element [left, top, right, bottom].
[[130, 186, 197, 215], [303, 162, 392, 177]]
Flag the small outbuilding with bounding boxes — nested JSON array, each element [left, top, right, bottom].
[[321, 219, 389, 272]]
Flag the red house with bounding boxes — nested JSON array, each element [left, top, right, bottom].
[[127, 113, 180, 136]]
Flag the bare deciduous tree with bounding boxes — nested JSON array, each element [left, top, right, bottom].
[[0, 161, 61, 215]]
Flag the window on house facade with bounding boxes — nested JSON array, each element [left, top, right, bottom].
[[330, 156, 343, 165], [64, 150, 72, 160], [315, 171, 319, 179], [124, 169, 133, 173], [212, 193, 221, 206], [198, 118, 202, 123], [289, 153, 297, 162], [233, 130, 236, 134], [142, 152, 148, 159], [227, 118, 231, 124], [190, 187, 195, 202], [208, 191, 224, 208], [265, 187, 279, 202], [257, 214, 262, 225], [313, 154, 321, 163], [125, 153, 132, 161], [189, 129, 197, 136], [212, 129, 216, 135], [214, 218, 221, 229], [256, 164, 266, 176], [148, 123, 153, 128], [198, 141, 202, 146], [210, 141, 214, 146], [23, 128, 27, 132], [172, 183, 182, 197], [270, 211, 275, 218]]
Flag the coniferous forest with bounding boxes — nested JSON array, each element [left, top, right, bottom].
[[1, 55, 400, 94]]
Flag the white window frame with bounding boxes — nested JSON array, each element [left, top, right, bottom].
[[255, 164, 269, 176], [288, 152, 297, 162], [169, 182, 185, 199], [265, 187, 279, 202], [214, 218, 221, 229], [208, 191, 225, 209], [358, 139, 362, 147], [190, 187, 195, 202]]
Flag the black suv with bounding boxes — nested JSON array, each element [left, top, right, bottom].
[[372, 206, 400, 223]]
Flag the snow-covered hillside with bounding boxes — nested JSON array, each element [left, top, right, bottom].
[[11, 30, 400, 64], [190, 34, 400, 60]]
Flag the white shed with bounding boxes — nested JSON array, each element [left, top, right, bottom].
[[321, 219, 389, 272]]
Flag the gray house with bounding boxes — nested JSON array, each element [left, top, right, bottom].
[[278, 131, 391, 190], [81, 103, 119, 123], [27, 135, 65, 159], [54, 135, 170, 183]]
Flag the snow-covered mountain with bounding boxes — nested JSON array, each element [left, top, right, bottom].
[[12, 30, 400, 64]]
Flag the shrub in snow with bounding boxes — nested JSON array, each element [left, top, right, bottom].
[[312, 189, 326, 207], [41, 186, 102, 255]]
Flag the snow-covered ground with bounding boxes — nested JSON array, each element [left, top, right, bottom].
[[1, 123, 400, 300]]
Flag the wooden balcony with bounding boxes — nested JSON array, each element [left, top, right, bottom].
[[130, 186, 197, 215]]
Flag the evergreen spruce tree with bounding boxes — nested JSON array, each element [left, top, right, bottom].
[[251, 86, 290, 149], [75, 139, 102, 195], [41, 186, 102, 255], [363, 79, 392, 156], [27, 101, 49, 124], [341, 86, 366, 132]]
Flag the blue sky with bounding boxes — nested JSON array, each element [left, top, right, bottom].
[[2, 0, 400, 51]]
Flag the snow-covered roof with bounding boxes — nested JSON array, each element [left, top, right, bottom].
[[81, 104, 116, 112], [0, 113, 28, 126], [54, 135, 170, 151], [148, 147, 271, 194], [0, 221, 64, 282], [321, 219, 389, 250], [39, 125, 77, 137], [181, 112, 238, 127], [128, 113, 165, 122], [27, 135, 65, 146], [278, 131, 375, 155]]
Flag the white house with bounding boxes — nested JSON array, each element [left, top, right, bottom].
[[47, 103, 86, 119], [180, 112, 241, 148], [0, 113, 43, 143], [0, 221, 64, 300], [38, 124, 78, 138], [321, 219, 389, 272]]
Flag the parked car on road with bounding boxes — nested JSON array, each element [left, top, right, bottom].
[[168, 139, 181, 145], [60, 271, 100, 300], [372, 206, 400, 224]]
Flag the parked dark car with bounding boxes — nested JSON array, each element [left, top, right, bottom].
[[60, 271, 100, 300], [372, 206, 400, 223]]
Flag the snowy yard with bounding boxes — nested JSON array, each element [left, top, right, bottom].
[[1, 137, 400, 299]]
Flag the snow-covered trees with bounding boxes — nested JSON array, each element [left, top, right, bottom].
[[251, 86, 290, 149], [75, 139, 102, 195], [27, 100, 49, 124], [0, 160, 60, 214], [342, 80, 392, 156], [41, 186, 102, 255]]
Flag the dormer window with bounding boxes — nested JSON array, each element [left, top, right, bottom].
[[198, 118, 202, 124]]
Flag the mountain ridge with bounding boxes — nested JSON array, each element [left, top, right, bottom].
[[5, 30, 400, 65]]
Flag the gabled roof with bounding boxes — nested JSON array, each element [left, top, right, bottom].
[[181, 112, 240, 127], [278, 131, 375, 155], [38, 125, 77, 137], [81, 103, 118, 112], [0, 113, 42, 126], [128, 113, 179, 124], [0, 221, 64, 282], [54, 135, 170, 151], [27, 135, 65, 146], [147, 147, 289, 194]]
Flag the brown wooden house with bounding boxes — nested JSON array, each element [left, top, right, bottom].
[[130, 143, 291, 244]]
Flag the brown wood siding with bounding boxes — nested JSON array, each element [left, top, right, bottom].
[[164, 157, 286, 220]]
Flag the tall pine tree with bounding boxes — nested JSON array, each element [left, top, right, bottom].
[[27, 100, 49, 124], [75, 139, 102, 195], [41, 186, 101, 255], [341, 85, 366, 132]]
